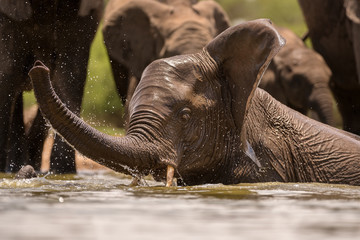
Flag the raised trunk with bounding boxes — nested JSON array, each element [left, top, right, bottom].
[[28, 61, 157, 176]]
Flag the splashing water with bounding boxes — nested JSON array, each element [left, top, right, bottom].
[[0, 171, 360, 240]]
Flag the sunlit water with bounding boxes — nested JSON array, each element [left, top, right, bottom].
[[1, 171, 359, 240]]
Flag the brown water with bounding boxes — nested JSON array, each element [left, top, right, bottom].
[[1, 171, 359, 240]]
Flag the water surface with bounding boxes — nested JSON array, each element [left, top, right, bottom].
[[1, 171, 359, 240]]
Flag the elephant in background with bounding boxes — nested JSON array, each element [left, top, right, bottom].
[[0, 0, 103, 173], [298, 0, 360, 134], [259, 26, 336, 126], [29, 20, 360, 186], [102, 0, 230, 108]]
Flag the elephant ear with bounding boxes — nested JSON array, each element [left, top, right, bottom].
[[102, 0, 168, 76], [344, 0, 360, 24], [193, 0, 231, 35], [0, 0, 32, 21], [205, 19, 285, 132]]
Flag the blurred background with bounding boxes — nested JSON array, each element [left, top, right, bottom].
[[23, 0, 308, 134]]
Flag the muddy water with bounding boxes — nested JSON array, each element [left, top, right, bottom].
[[0, 171, 359, 240]]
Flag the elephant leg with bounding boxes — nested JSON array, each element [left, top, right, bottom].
[[6, 93, 28, 172], [340, 97, 360, 135], [46, 13, 99, 174], [49, 60, 84, 174], [0, 16, 13, 171], [331, 81, 360, 135], [50, 135, 76, 174], [340, 101, 360, 135], [0, 92, 13, 172], [0, 16, 31, 172], [346, 1, 360, 85], [27, 110, 48, 171]]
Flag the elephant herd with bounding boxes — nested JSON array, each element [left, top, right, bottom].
[[1, 0, 360, 186]]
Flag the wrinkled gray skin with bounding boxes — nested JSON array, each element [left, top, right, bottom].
[[29, 20, 360, 186], [259, 26, 336, 126], [298, 0, 360, 134], [0, 0, 103, 173], [102, 0, 230, 107]]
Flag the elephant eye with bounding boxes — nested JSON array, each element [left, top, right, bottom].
[[180, 107, 191, 123]]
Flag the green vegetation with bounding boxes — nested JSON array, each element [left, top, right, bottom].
[[81, 28, 124, 129], [24, 0, 308, 131], [217, 0, 307, 36]]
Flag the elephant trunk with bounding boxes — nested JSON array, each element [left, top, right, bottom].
[[309, 86, 336, 127], [28, 61, 158, 175]]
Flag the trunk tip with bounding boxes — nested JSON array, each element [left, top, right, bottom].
[[28, 61, 50, 78], [34, 60, 46, 68]]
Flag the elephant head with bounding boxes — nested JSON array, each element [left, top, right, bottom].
[[259, 26, 335, 126], [102, 0, 230, 103], [277, 48, 334, 125], [29, 19, 284, 186]]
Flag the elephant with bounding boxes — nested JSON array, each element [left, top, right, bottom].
[[102, 0, 230, 108], [298, 0, 360, 134], [0, 0, 103, 173], [29, 19, 360, 186], [259, 25, 336, 126]]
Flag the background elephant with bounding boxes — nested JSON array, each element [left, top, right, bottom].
[[259, 25, 336, 126], [102, 0, 230, 109], [298, 0, 360, 134], [0, 0, 103, 173], [29, 20, 360, 186]]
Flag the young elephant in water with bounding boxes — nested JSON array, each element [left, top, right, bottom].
[[259, 26, 336, 126], [29, 20, 360, 186]]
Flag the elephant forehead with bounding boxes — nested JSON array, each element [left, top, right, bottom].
[[142, 56, 200, 85], [130, 57, 214, 112]]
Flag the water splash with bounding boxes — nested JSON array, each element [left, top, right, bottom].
[[245, 140, 261, 168]]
